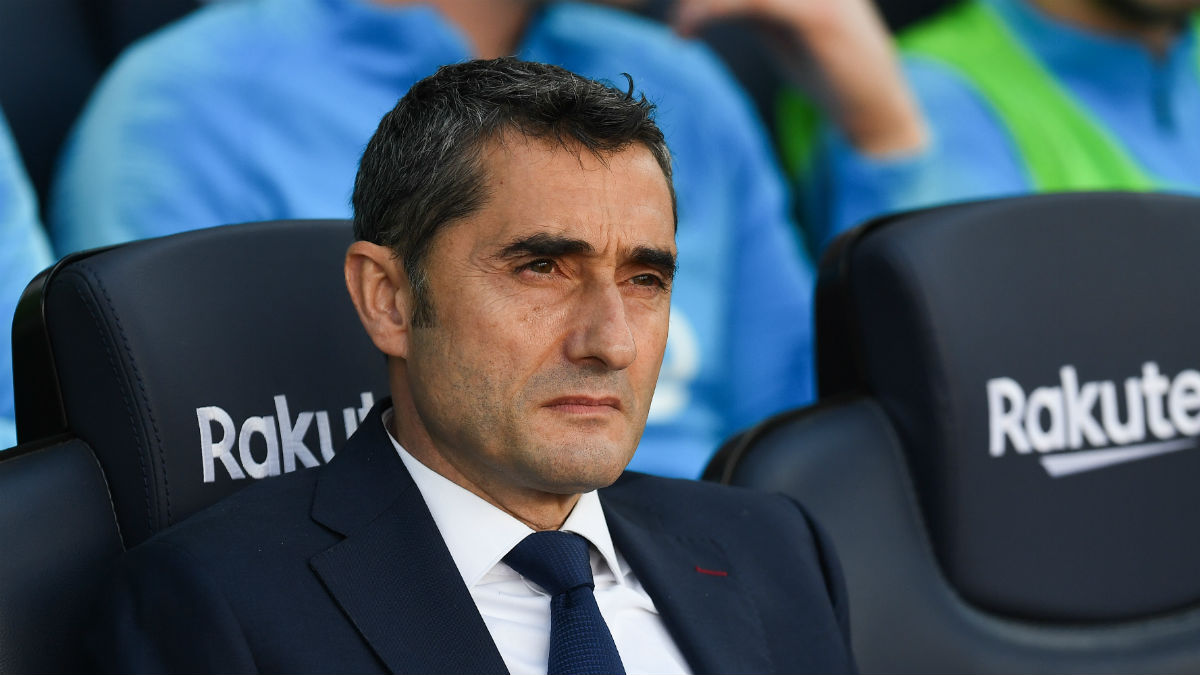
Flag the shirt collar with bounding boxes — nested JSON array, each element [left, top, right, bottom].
[[381, 409, 626, 588]]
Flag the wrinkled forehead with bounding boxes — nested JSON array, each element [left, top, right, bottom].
[[466, 134, 676, 249], [480, 130, 676, 222]]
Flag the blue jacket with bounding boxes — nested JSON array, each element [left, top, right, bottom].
[[53, 0, 816, 476], [811, 0, 1200, 249]]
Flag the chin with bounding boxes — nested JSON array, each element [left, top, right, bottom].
[[530, 438, 635, 492]]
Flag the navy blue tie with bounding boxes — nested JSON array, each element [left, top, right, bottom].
[[504, 531, 626, 675]]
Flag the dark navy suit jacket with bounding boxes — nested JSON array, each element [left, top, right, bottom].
[[88, 403, 855, 673]]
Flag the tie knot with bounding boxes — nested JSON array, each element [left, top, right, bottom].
[[504, 531, 594, 596]]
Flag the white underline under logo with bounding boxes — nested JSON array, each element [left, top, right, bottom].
[[1038, 438, 1197, 477]]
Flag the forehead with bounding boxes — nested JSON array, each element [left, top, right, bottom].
[[458, 135, 677, 254]]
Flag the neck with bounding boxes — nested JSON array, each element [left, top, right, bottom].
[[372, 0, 533, 58], [1030, 0, 1190, 55]]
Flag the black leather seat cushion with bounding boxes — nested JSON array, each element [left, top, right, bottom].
[[0, 439, 123, 673], [710, 398, 1200, 673]]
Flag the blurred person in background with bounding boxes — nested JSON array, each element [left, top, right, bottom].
[[0, 108, 55, 449], [51, 0, 817, 479], [678, 0, 1200, 250]]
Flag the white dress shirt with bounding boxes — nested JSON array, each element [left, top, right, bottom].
[[382, 411, 692, 675]]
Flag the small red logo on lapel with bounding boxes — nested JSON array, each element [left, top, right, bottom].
[[694, 566, 728, 577]]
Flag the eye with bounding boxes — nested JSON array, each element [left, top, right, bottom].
[[630, 273, 667, 290], [519, 259, 558, 275]]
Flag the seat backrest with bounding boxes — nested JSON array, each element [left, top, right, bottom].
[[707, 192, 1200, 672], [13, 219, 389, 548], [0, 0, 200, 214], [0, 438, 123, 674], [93, 0, 201, 65], [0, 0, 102, 210]]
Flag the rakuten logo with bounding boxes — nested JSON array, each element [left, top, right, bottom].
[[196, 392, 375, 483], [987, 363, 1200, 477]]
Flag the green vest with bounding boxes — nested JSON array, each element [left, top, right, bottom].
[[778, 1, 1200, 191]]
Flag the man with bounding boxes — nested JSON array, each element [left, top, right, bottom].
[[52, 0, 818, 478], [0, 108, 54, 449], [86, 59, 854, 674], [678, 0, 1200, 249]]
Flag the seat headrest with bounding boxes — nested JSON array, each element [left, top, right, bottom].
[[817, 192, 1200, 621], [14, 220, 388, 547]]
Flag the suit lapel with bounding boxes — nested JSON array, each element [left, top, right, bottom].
[[308, 402, 507, 674], [602, 489, 774, 675]]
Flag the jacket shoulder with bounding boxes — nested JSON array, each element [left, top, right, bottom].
[[606, 471, 811, 521], [133, 463, 330, 568]]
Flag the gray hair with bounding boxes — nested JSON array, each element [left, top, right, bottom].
[[352, 57, 675, 326]]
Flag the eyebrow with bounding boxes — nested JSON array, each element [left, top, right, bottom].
[[495, 233, 677, 281], [496, 233, 593, 260], [630, 245, 677, 282]]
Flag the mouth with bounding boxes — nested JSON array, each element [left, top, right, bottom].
[[543, 395, 623, 415]]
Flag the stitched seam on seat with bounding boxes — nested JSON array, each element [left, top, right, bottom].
[[70, 272, 155, 536], [82, 264, 173, 526], [78, 439, 128, 547], [860, 401, 942, 571]]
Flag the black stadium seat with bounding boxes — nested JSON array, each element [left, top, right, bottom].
[[0, 0, 199, 215], [0, 0, 103, 212], [706, 192, 1200, 672], [93, 0, 202, 65], [1, 219, 387, 672], [12, 219, 389, 549], [0, 437, 122, 674]]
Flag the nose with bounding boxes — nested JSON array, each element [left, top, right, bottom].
[[564, 281, 637, 370]]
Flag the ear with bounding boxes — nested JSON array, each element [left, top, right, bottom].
[[345, 241, 413, 360]]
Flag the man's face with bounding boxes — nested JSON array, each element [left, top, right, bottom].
[[403, 136, 676, 500]]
